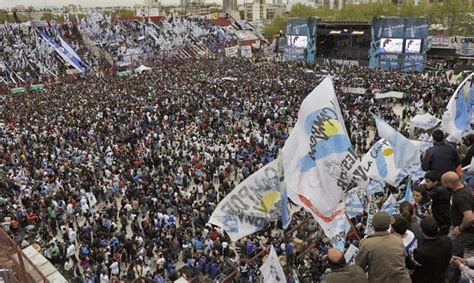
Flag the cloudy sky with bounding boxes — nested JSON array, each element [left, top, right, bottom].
[[0, 0, 161, 8]]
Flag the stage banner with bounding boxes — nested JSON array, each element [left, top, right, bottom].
[[379, 54, 400, 70], [453, 37, 474, 57], [306, 18, 318, 64], [380, 17, 405, 38], [287, 19, 309, 36], [404, 18, 429, 39], [241, 45, 253, 58], [401, 54, 426, 72], [284, 48, 306, 61]]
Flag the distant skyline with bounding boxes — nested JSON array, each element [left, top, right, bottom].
[[0, 0, 168, 8]]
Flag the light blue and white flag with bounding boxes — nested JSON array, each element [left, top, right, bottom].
[[38, 29, 84, 73], [361, 138, 407, 186], [208, 160, 290, 241], [59, 35, 89, 69], [366, 179, 385, 196], [283, 77, 363, 216], [442, 73, 474, 141], [260, 245, 286, 283], [381, 194, 399, 215], [345, 188, 364, 218], [401, 178, 414, 203], [374, 115, 420, 170]]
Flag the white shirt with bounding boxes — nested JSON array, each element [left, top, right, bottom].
[[110, 261, 119, 275], [100, 273, 109, 283]]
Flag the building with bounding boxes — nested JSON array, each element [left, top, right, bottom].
[[223, 0, 238, 12], [144, 0, 161, 5], [241, 0, 267, 27]]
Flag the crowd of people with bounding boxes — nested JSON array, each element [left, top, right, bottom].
[[1, 56, 473, 283], [78, 14, 215, 67]]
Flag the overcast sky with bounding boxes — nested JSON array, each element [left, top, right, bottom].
[[0, 0, 162, 8]]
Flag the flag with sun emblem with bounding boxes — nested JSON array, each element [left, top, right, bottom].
[[361, 138, 407, 186], [442, 73, 474, 141], [282, 77, 363, 250], [208, 159, 291, 241]]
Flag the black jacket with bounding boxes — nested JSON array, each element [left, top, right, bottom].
[[406, 236, 453, 283], [421, 142, 460, 175], [428, 185, 452, 230]]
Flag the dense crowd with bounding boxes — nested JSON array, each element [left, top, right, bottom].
[[1, 58, 473, 283]]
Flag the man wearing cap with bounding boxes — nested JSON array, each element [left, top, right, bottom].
[[355, 211, 411, 283]]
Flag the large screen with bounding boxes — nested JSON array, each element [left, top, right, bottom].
[[404, 39, 422, 54], [287, 36, 308, 48], [379, 38, 404, 54]]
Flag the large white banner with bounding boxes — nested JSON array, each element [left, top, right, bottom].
[[208, 160, 289, 241], [260, 245, 286, 283], [282, 77, 367, 216]]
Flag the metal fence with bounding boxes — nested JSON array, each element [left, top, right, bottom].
[[0, 229, 49, 283]]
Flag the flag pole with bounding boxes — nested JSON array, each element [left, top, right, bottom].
[[345, 213, 361, 241]]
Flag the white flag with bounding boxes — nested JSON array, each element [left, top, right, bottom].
[[344, 244, 359, 265], [345, 188, 364, 218], [259, 245, 286, 283], [282, 77, 366, 216], [374, 115, 420, 169], [361, 138, 407, 186], [441, 74, 474, 141], [208, 160, 290, 241]]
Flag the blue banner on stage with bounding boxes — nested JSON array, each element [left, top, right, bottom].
[[404, 18, 429, 39], [379, 54, 400, 70], [285, 18, 317, 63], [370, 17, 429, 72], [401, 54, 426, 72]]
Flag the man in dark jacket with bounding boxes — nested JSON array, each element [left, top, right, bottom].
[[421, 129, 461, 176], [322, 248, 368, 283], [406, 216, 453, 283], [424, 171, 452, 235]]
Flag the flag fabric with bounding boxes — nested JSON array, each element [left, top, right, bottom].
[[283, 77, 364, 216], [364, 196, 378, 236], [345, 188, 364, 218], [381, 194, 399, 215], [208, 160, 290, 241], [374, 115, 420, 169], [295, 195, 351, 251], [366, 179, 385, 196], [344, 244, 359, 265], [277, 155, 291, 229], [361, 138, 407, 186], [402, 178, 414, 203], [259, 245, 286, 283], [442, 73, 474, 141]]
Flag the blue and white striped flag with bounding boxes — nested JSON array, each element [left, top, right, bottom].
[[442, 73, 474, 141], [374, 115, 420, 170], [402, 178, 414, 203], [345, 188, 364, 218], [381, 194, 399, 215]]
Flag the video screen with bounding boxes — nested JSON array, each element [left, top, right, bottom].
[[404, 39, 422, 54], [287, 36, 308, 48], [379, 38, 403, 54]]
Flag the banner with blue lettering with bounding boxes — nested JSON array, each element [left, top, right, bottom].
[[404, 18, 429, 39], [379, 54, 400, 70], [38, 29, 84, 73], [209, 160, 291, 241], [286, 19, 309, 62], [401, 54, 426, 72], [306, 18, 318, 64], [381, 18, 405, 38]]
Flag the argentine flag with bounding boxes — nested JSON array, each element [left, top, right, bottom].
[[442, 73, 474, 141], [374, 115, 420, 170]]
